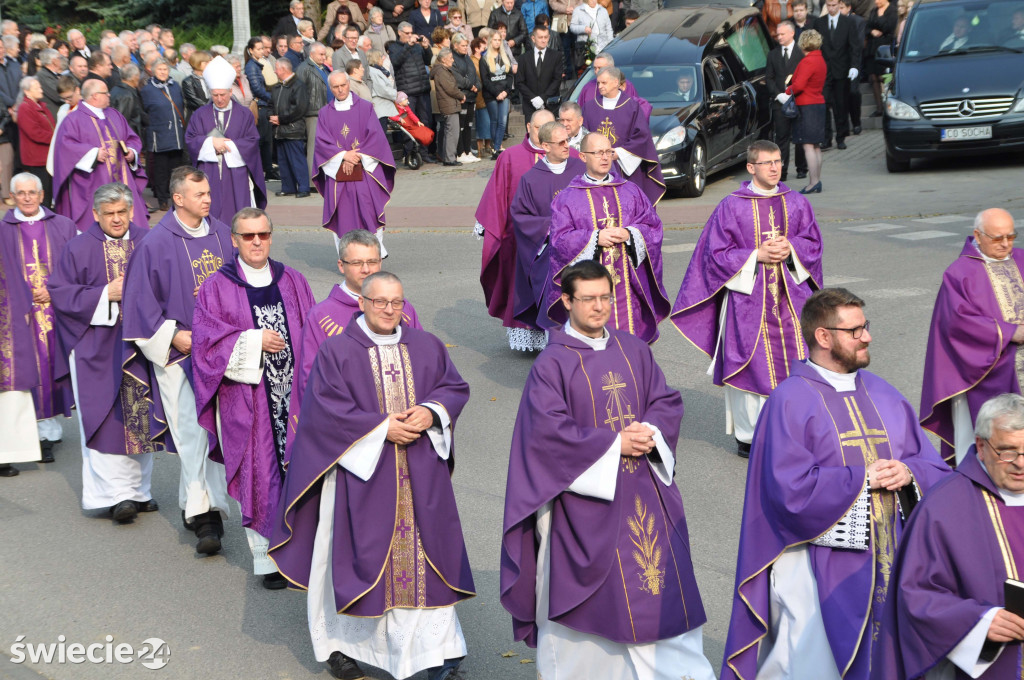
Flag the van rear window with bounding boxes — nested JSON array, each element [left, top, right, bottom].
[[725, 16, 770, 72]]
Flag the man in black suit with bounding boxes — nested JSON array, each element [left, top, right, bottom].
[[67, 29, 98, 61], [840, 0, 865, 135], [489, 0, 529, 55], [272, 0, 305, 38], [814, 0, 861, 149], [766, 21, 807, 182], [516, 26, 564, 119]]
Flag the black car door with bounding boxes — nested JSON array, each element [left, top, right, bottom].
[[707, 54, 752, 160], [701, 58, 731, 163]]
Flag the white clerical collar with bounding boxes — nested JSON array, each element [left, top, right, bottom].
[[583, 173, 612, 185], [173, 211, 209, 237], [807, 359, 858, 392], [601, 93, 620, 109], [978, 453, 1024, 506], [82, 101, 106, 119], [14, 208, 45, 222], [357, 314, 402, 345], [527, 139, 544, 153], [973, 240, 1012, 262], [334, 93, 354, 111], [543, 156, 567, 174], [214, 102, 233, 112], [238, 256, 272, 287], [748, 181, 779, 196], [341, 281, 361, 300], [569, 129, 584, 146], [103, 231, 130, 241], [565, 322, 609, 350]]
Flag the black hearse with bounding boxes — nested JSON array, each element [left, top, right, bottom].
[[570, 5, 774, 197], [880, 0, 1024, 172]]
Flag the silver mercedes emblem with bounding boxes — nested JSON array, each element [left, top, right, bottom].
[[958, 99, 976, 117]]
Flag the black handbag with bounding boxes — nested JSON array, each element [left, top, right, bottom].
[[782, 96, 799, 118]]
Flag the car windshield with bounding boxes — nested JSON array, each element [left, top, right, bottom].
[[901, 0, 1024, 59], [571, 65, 703, 104]]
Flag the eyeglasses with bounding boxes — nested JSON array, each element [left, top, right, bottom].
[[363, 297, 405, 310], [751, 159, 783, 167], [233, 231, 271, 241], [823, 321, 870, 339], [983, 438, 1024, 463], [547, 139, 569, 146], [581, 150, 614, 158], [341, 258, 382, 268], [572, 294, 612, 305], [977, 229, 1017, 243], [13, 190, 40, 198]]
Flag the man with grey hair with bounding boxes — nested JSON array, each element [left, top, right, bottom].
[[192, 207, 314, 588], [270, 269, 474, 680], [47, 182, 164, 521], [273, 0, 306, 37], [0, 172, 78, 463], [37, 48, 67, 117], [68, 54, 89, 85], [880, 391, 1024, 678], [557, 100, 587, 150], [68, 28, 96, 60], [332, 24, 366, 72], [110, 63, 143, 140], [921, 208, 1024, 466], [576, 52, 652, 119], [178, 43, 196, 77], [1, 20, 18, 37], [296, 42, 332, 174], [431, 48, 464, 166]]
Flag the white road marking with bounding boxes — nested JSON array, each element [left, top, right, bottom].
[[825, 276, 869, 286], [842, 223, 904, 233], [663, 243, 697, 253], [864, 287, 933, 298], [889, 230, 957, 240]]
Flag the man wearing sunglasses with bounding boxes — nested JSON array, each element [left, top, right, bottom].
[[722, 287, 950, 680], [879, 392, 1024, 680], [671, 139, 823, 458], [192, 207, 314, 589], [921, 208, 1024, 467]]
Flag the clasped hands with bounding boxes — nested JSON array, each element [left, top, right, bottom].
[[597, 225, 630, 248], [96, 147, 134, 164], [387, 405, 434, 445], [620, 422, 656, 457], [865, 459, 911, 491], [341, 149, 362, 175], [212, 138, 233, 155], [756, 236, 791, 264]]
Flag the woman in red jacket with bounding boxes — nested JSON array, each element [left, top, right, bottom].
[[16, 75, 56, 203], [785, 29, 826, 194]]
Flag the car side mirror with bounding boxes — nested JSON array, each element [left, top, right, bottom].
[[709, 90, 731, 105], [876, 44, 895, 67]]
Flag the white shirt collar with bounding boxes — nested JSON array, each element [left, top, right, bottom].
[[341, 281, 361, 300], [357, 314, 402, 345], [807, 359, 858, 393], [173, 211, 209, 237], [103, 231, 130, 241], [214, 101, 233, 112], [542, 156, 567, 174], [973, 240, 1012, 262], [13, 208, 45, 222], [748, 181, 779, 196], [583, 173, 612, 184], [601, 93, 620, 109], [82, 101, 106, 119], [238, 256, 272, 287], [564, 322, 609, 350], [334, 93, 354, 111]]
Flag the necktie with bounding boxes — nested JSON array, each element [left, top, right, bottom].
[[783, 46, 789, 60], [831, 18, 836, 32], [536, 50, 542, 67]]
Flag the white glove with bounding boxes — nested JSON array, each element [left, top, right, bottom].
[[531, 96, 544, 109], [775, 93, 792, 104], [848, 67, 859, 80]]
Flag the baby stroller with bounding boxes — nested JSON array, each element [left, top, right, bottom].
[[388, 94, 435, 170], [386, 119, 425, 170]]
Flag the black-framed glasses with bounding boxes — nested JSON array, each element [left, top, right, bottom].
[[977, 229, 1017, 243], [233, 231, 271, 242], [984, 438, 1024, 463], [823, 321, 870, 339], [572, 294, 612, 305], [341, 258, 382, 268], [363, 297, 405, 310], [751, 159, 783, 167], [580, 149, 614, 158]]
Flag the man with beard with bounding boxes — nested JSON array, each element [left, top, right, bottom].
[[721, 288, 950, 680]]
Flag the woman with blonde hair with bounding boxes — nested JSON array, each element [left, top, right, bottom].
[[785, 29, 827, 194], [479, 31, 513, 159]]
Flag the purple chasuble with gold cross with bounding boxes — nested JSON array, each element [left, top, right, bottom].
[[722, 361, 951, 680], [270, 320, 475, 614], [502, 328, 706, 646], [671, 181, 822, 397], [580, 93, 665, 206]]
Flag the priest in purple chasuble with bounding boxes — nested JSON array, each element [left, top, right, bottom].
[[545, 132, 670, 345], [721, 289, 951, 680], [312, 71, 395, 251], [510, 120, 586, 334], [47, 184, 165, 520], [670, 140, 822, 458], [475, 109, 558, 352], [286, 229, 421, 459], [501, 261, 716, 680], [121, 167, 233, 555], [580, 67, 665, 208], [0, 203, 42, 477], [192, 208, 314, 587], [920, 209, 1024, 467], [185, 57, 268, 226], [578, 53, 653, 121], [0, 173, 77, 461], [876, 393, 1024, 680], [52, 79, 149, 232], [269, 272, 474, 680]]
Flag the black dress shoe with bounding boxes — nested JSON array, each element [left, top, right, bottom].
[[327, 652, 366, 680], [265, 169, 281, 180], [274, 190, 295, 197], [0, 464, 18, 477], [136, 499, 159, 513], [819, 141, 832, 149], [736, 440, 751, 459], [852, 125, 862, 135], [836, 139, 847, 150], [296, 191, 311, 198], [423, 154, 439, 164], [262, 572, 288, 590], [40, 440, 55, 463], [442, 161, 463, 167], [193, 511, 224, 555], [111, 500, 138, 523], [157, 201, 169, 212], [796, 171, 808, 179]]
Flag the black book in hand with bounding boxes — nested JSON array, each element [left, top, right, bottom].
[[1004, 578, 1024, 617]]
